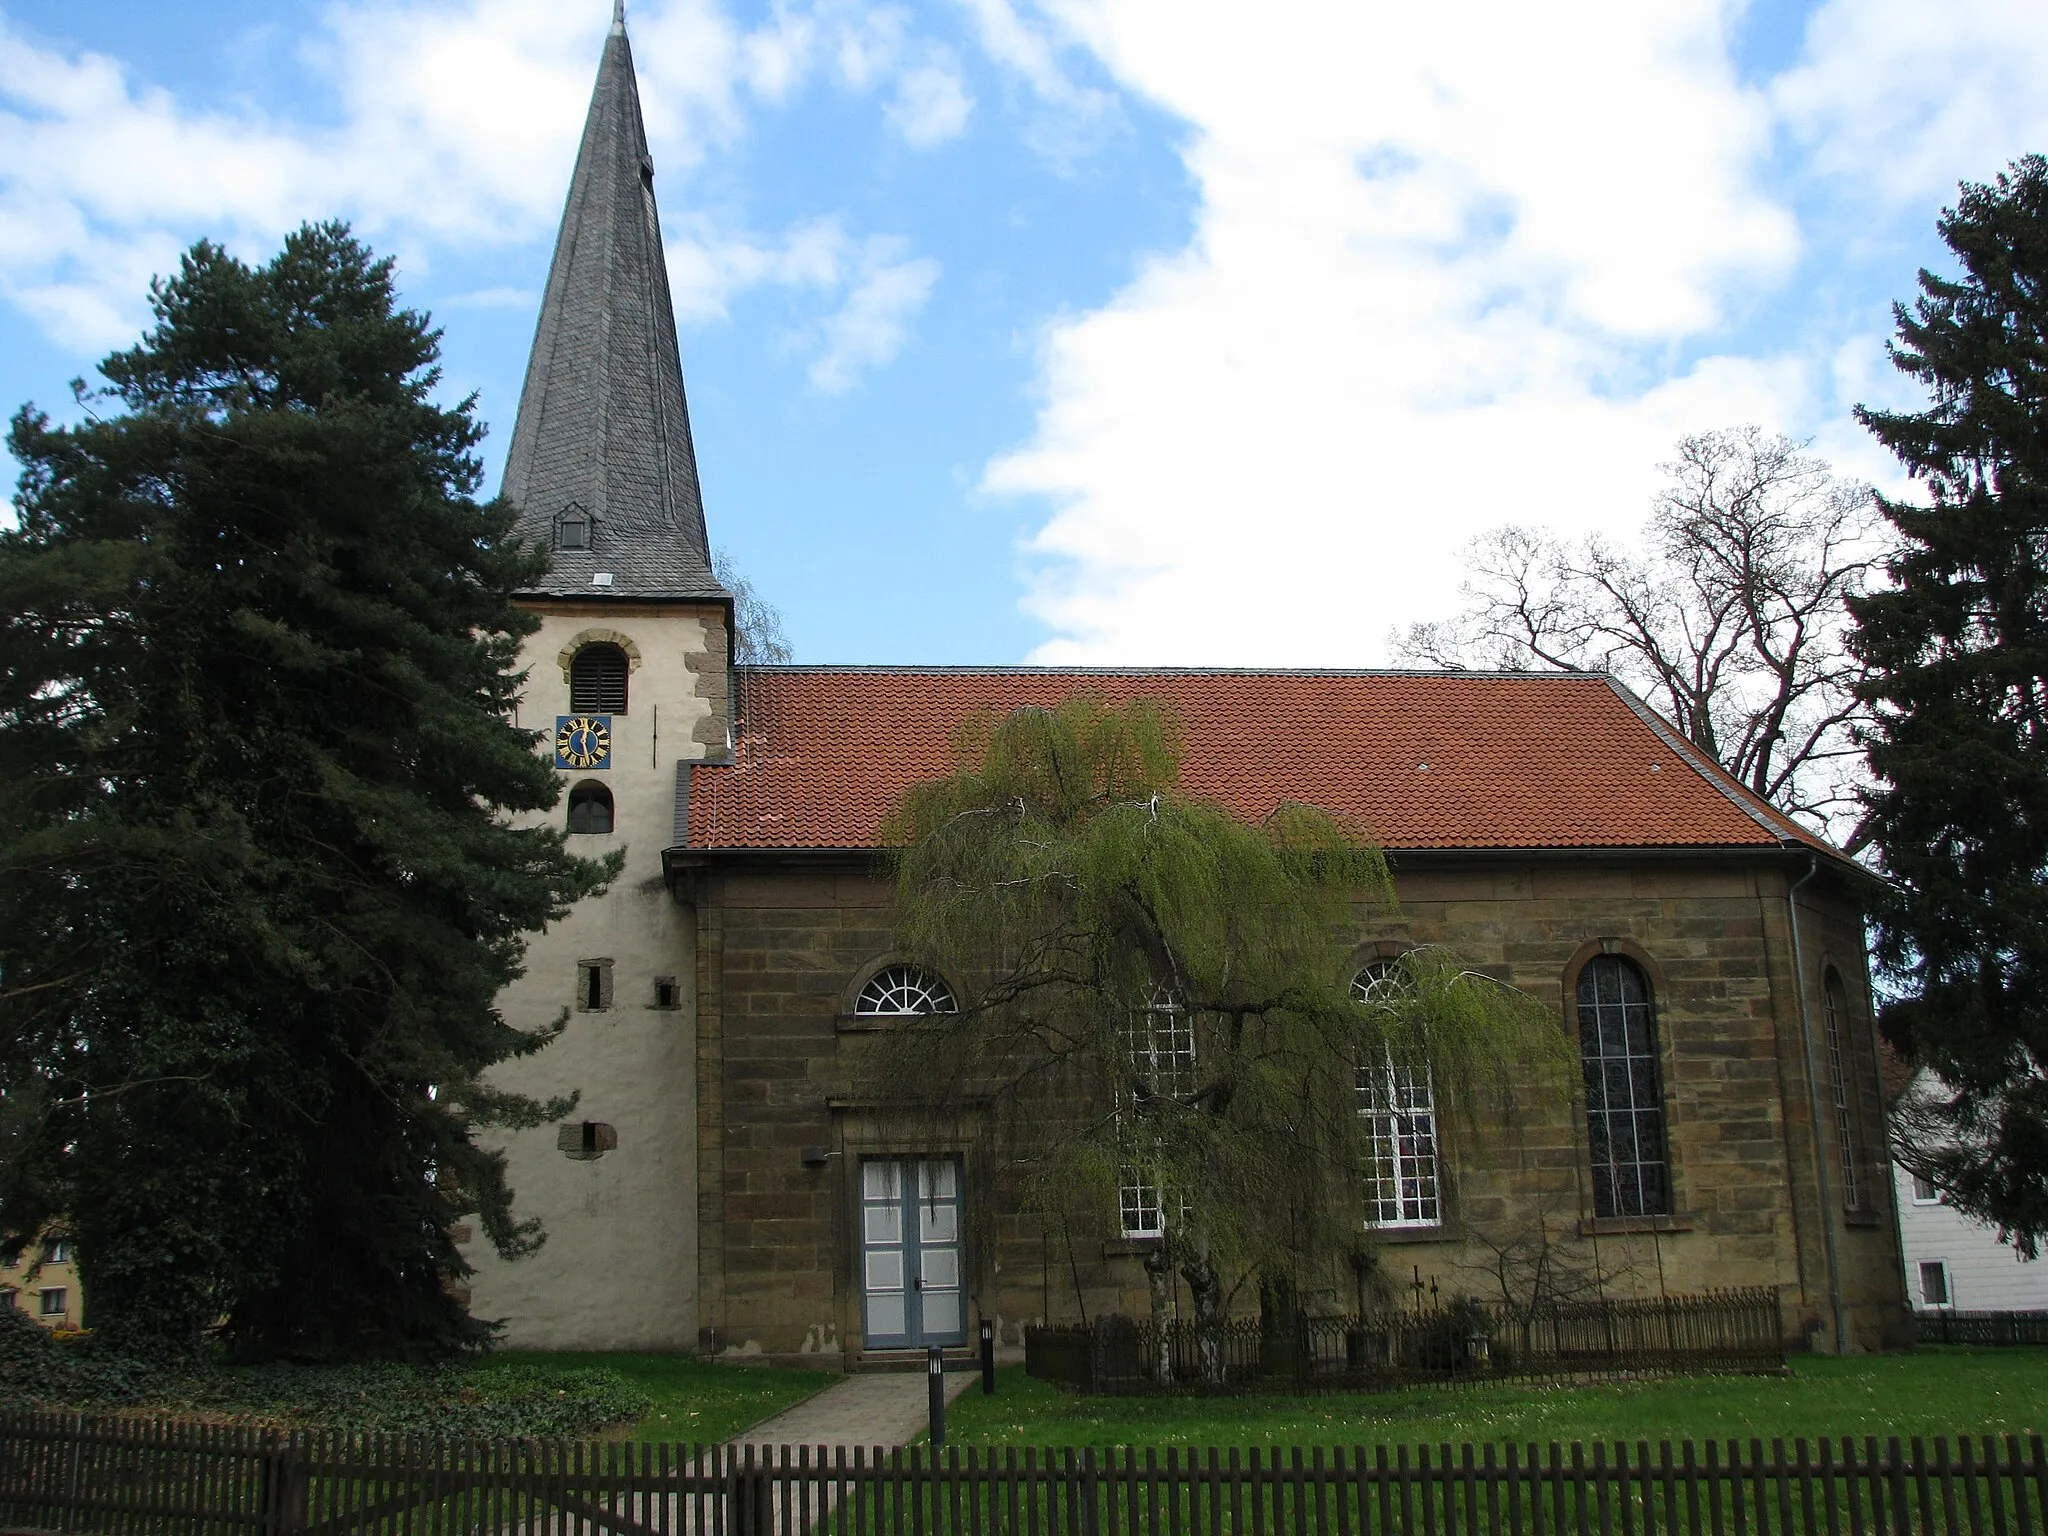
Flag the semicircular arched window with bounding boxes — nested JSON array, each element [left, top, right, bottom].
[[1351, 958, 1440, 1228], [566, 780, 614, 835], [570, 642, 629, 713], [1576, 954, 1671, 1219], [854, 965, 957, 1017]]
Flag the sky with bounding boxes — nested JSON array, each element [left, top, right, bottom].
[[4, 0, 2048, 667]]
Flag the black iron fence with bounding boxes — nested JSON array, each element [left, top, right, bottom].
[[1026, 1289, 1784, 1395], [1, 1413, 2045, 1536], [1910, 1312, 2048, 1348]]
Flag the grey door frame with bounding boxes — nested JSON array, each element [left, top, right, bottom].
[[857, 1154, 967, 1349]]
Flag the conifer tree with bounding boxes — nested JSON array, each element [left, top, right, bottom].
[[0, 225, 615, 1358], [1852, 156, 2048, 1254], [864, 696, 1565, 1374]]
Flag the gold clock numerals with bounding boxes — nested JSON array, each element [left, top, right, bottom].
[[554, 714, 612, 770]]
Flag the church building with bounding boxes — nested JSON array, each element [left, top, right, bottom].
[[457, 9, 1908, 1363]]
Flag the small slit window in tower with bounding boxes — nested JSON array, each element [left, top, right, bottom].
[[570, 642, 629, 713], [577, 959, 613, 1012], [558, 1121, 618, 1161], [653, 976, 679, 1010], [567, 781, 614, 834]]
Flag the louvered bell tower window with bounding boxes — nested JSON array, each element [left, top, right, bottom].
[[555, 506, 592, 551], [570, 642, 629, 713]]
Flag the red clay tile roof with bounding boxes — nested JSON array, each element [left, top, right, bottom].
[[684, 668, 1831, 855]]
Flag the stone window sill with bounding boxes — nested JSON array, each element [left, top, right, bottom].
[[1367, 1224, 1462, 1246], [1578, 1213, 1697, 1237], [1844, 1209, 1884, 1229]]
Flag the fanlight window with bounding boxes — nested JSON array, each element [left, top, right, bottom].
[[569, 642, 629, 713], [1576, 955, 1672, 1218], [1823, 969, 1863, 1211], [566, 781, 614, 835], [1352, 960, 1441, 1228], [854, 965, 957, 1016]]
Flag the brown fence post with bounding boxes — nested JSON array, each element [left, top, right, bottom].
[[257, 1429, 309, 1536]]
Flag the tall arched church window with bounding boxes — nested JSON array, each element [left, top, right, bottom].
[[1352, 960, 1441, 1227], [1822, 969, 1864, 1211], [1576, 955, 1672, 1218], [1117, 989, 1196, 1237], [566, 781, 614, 835], [570, 642, 629, 713], [854, 965, 957, 1017]]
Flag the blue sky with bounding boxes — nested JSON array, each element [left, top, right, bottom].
[[4, 1, 2048, 666]]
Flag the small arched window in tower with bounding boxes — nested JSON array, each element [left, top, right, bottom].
[[555, 505, 592, 551], [570, 642, 629, 713], [567, 781, 614, 834], [1576, 954, 1672, 1219], [854, 965, 957, 1017]]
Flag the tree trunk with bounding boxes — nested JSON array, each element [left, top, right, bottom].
[[1180, 1243, 1227, 1385], [1142, 1243, 1175, 1384]]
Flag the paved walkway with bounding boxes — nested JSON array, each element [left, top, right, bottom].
[[733, 1367, 979, 1452]]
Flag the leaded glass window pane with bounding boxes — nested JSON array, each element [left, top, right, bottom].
[[1576, 955, 1671, 1218]]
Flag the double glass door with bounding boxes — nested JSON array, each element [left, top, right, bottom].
[[859, 1157, 966, 1349]]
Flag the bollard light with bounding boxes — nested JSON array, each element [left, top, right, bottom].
[[980, 1316, 997, 1394], [927, 1343, 947, 1448]]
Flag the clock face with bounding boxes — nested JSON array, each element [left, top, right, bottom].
[[554, 715, 612, 770]]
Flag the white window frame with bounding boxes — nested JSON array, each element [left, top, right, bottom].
[[1918, 1259, 1952, 1308], [38, 1288, 66, 1317], [1910, 1174, 1940, 1205], [854, 965, 958, 1017], [1117, 990, 1196, 1238], [1353, 962, 1442, 1230]]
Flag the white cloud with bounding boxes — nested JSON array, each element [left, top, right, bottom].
[[0, 0, 958, 356], [665, 217, 938, 392], [988, 0, 1813, 664], [887, 54, 974, 147], [809, 237, 941, 393], [1775, 0, 2048, 207]]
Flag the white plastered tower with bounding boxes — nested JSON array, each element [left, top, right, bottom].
[[457, 4, 726, 1350]]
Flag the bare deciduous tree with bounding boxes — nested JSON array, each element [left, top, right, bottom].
[[1395, 428, 1884, 840]]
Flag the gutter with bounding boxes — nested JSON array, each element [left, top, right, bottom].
[[1785, 851, 1850, 1352]]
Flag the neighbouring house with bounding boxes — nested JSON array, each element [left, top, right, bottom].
[[0, 1234, 82, 1332], [1891, 1069, 2048, 1314], [453, 9, 1909, 1363]]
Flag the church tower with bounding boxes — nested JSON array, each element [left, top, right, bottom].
[[458, 2, 727, 1349]]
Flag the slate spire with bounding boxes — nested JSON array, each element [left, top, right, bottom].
[[503, 7, 722, 601]]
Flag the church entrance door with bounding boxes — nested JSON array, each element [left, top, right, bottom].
[[859, 1156, 967, 1350]]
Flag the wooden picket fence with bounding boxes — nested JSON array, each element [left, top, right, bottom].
[[3, 1413, 2046, 1536]]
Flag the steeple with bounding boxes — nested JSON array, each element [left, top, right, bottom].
[[503, 8, 722, 601]]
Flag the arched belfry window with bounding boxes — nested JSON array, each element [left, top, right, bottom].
[[1576, 954, 1672, 1218], [1352, 960, 1440, 1228], [555, 505, 592, 551], [854, 965, 957, 1016], [570, 642, 629, 713], [566, 781, 614, 835]]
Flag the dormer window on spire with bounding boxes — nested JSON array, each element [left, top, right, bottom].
[[555, 505, 593, 552]]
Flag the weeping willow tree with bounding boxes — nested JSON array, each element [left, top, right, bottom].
[[861, 694, 1570, 1372]]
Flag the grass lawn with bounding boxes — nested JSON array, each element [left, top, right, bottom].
[[486, 1353, 835, 1444], [938, 1350, 2048, 1451]]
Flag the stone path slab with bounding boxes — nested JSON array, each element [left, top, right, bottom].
[[733, 1367, 978, 1452]]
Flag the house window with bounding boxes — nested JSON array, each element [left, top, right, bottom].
[[1911, 1175, 1940, 1204], [577, 960, 613, 1012], [1, 1288, 15, 1310], [40, 1237, 70, 1265], [555, 506, 592, 551], [1822, 970, 1863, 1210], [1576, 954, 1672, 1219], [569, 642, 629, 713], [38, 1289, 65, 1317], [567, 781, 614, 834], [1353, 961, 1440, 1228], [854, 965, 957, 1016], [1919, 1260, 1951, 1307]]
